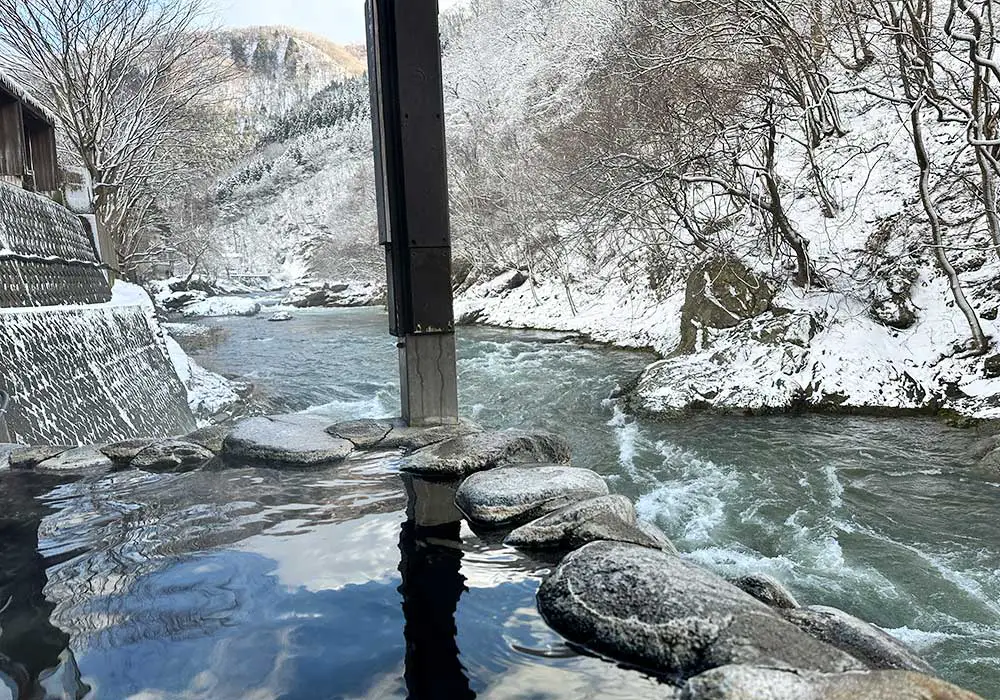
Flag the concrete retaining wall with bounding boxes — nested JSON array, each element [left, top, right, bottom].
[[0, 289, 195, 445]]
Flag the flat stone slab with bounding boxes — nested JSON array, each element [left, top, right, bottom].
[[537, 541, 863, 679], [380, 419, 481, 451], [223, 416, 354, 467], [783, 605, 934, 674], [326, 419, 394, 449], [403, 429, 571, 478], [730, 573, 800, 610], [682, 665, 982, 699], [9, 445, 71, 470], [505, 494, 677, 553], [35, 447, 113, 475], [131, 440, 215, 473], [456, 465, 609, 528]]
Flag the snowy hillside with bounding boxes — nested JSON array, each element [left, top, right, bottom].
[[186, 3, 1000, 418], [215, 26, 365, 133]]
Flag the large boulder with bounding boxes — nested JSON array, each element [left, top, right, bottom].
[[380, 419, 481, 451], [402, 429, 571, 478], [183, 424, 231, 454], [456, 465, 609, 528], [131, 439, 215, 472], [505, 494, 677, 553], [9, 445, 71, 470], [223, 415, 354, 467], [537, 542, 863, 679], [101, 439, 157, 467], [681, 665, 982, 699], [782, 605, 934, 674], [677, 257, 773, 354]]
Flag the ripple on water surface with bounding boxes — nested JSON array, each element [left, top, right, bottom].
[[6, 307, 998, 698]]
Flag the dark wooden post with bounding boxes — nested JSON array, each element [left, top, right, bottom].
[[366, 0, 459, 426]]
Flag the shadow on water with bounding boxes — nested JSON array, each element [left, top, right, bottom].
[[398, 476, 475, 699], [0, 474, 89, 699]]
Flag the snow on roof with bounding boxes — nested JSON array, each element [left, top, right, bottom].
[[0, 70, 58, 126]]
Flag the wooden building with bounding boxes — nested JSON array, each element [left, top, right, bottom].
[[0, 71, 60, 193]]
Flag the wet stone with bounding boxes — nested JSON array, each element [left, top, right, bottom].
[[326, 419, 394, 449], [403, 429, 571, 478], [183, 424, 231, 454], [131, 440, 215, 473], [505, 494, 677, 553], [782, 605, 935, 674], [35, 447, 113, 475], [101, 438, 157, 466], [223, 416, 354, 467], [456, 465, 609, 528], [380, 419, 481, 451], [537, 541, 863, 679], [730, 573, 800, 610], [9, 445, 71, 470], [681, 665, 983, 700]]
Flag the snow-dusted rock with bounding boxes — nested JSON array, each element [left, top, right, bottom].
[[35, 447, 113, 474], [131, 439, 215, 472], [456, 465, 609, 528], [730, 573, 800, 610], [677, 257, 774, 354], [268, 311, 293, 322], [782, 605, 935, 674], [537, 541, 863, 679], [505, 494, 677, 553], [181, 296, 261, 318], [223, 415, 354, 467], [682, 665, 982, 699], [402, 429, 571, 478]]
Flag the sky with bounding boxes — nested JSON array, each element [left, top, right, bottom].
[[217, 0, 462, 45]]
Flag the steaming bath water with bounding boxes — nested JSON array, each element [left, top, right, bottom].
[[6, 306, 998, 697]]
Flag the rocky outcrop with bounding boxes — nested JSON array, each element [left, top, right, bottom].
[[782, 605, 935, 674], [676, 258, 774, 354], [222, 414, 354, 466], [402, 429, 571, 478], [456, 465, 609, 528], [537, 541, 863, 678], [505, 494, 677, 553], [681, 665, 982, 699], [282, 281, 385, 308]]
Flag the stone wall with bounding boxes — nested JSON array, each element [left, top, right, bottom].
[[0, 182, 111, 308], [0, 294, 195, 445]]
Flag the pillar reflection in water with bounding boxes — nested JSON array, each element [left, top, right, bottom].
[[0, 475, 88, 699], [398, 475, 476, 699]]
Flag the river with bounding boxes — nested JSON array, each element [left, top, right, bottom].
[[5, 306, 998, 698]]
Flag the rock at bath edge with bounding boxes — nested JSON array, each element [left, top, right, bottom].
[[536, 541, 863, 679], [681, 665, 982, 699], [456, 465, 609, 528], [35, 447, 113, 474], [782, 605, 935, 674], [131, 440, 215, 472], [223, 416, 354, 467], [402, 429, 570, 478]]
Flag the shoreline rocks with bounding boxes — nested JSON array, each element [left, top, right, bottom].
[[537, 541, 866, 678], [403, 429, 571, 478], [456, 465, 610, 528], [222, 415, 354, 467]]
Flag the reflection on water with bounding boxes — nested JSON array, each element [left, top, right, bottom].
[[2, 306, 998, 697]]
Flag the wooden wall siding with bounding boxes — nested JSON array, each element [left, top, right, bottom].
[[25, 122, 58, 191], [0, 100, 24, 178]]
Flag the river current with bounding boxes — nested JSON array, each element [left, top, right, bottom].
[[4, 306, 999, 698]]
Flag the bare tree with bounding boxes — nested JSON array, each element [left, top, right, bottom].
[[0, 0, 232, 279]]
